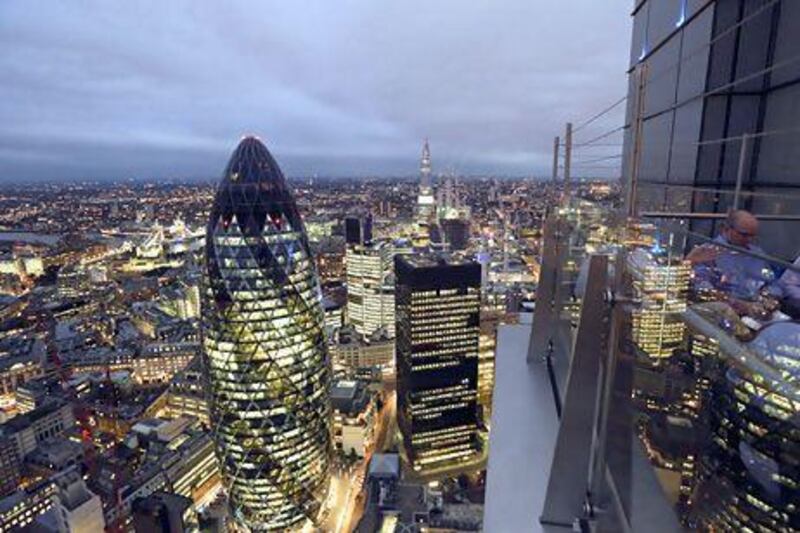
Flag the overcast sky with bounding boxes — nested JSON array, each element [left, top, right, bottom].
[[0, 1, 631, 181]]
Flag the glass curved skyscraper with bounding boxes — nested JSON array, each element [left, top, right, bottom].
[[202, 137, 332, 531]]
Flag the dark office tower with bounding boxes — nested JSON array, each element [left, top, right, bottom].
[[202, 137, 332, 531], [440, 219, 470, 251], [623, 0, 800, 256], [344, 214, 373, 246], [394, 255, 481, 473]]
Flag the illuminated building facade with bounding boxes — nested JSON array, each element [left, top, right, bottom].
[[478, 311, 501, 424], [316, 251, 345, 283], [330, 379, 377, 458], [627, 248, 690, 360], [164, 359, 209, 426], [134, 342, 196, 384], [202, 137, 332, 531], [0, 355, 44, 396], [346, 242, 395, 338], [0, 399, 75, 459], [0, 477, 57, 530], [395, 255, 481, 472], [322, 297, 343, 334]]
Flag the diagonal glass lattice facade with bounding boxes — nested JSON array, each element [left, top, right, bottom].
[[201, 137, 332, 531]]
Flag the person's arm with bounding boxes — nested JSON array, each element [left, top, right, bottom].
[[778, 262, 800, 302], [686, 244, 719, 265]]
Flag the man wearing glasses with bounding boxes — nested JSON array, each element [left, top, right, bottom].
[[687, 210, 777, 310]]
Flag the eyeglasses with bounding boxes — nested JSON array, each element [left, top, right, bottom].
[[731, 227, 757, 238]]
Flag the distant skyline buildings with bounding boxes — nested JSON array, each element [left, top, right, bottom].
[[201, 137, 332, 531], [3, 0, 800, 529], [345, 242, 395, 339]]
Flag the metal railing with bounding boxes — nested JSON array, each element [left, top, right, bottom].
[[529, 200, 800, 532]]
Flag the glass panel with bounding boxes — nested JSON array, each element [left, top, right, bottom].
[[541, 198, 800, 532]]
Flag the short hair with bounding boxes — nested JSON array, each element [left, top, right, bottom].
[[726, 209, 756, 230]]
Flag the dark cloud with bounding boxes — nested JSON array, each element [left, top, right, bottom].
[[0, 1, 631, 181]]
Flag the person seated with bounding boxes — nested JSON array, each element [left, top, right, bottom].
[[687, 210, 778, 316], [776, 255, 800, 317]]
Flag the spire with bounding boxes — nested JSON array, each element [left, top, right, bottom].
[[420, 138, 432, 189]]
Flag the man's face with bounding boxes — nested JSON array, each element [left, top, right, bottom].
[[725, 217, 758, 247]]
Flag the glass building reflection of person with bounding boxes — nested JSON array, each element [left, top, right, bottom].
[[689, 320, 800, 531], [687, 210, 780, 318], [777, 255, 800, 317]]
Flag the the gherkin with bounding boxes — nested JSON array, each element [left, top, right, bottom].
[[201, 137, 332, 531]]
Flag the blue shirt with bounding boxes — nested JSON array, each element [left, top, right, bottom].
[[693, 235, 776, 300], [777, 256, 800, 306]]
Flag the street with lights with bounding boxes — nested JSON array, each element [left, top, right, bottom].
[[320, 388, 396, 532]]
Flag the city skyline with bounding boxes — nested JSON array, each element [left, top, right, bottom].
[[0, 1, 630, 181], [1, 1, 797, 532]]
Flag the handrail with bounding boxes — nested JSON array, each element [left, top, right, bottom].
[[567, 200, 800, 274], [641, 212, 800, 223], [537, 202, 800, 533], [683, 308, 800, 402], [679, 228, 800, 274]]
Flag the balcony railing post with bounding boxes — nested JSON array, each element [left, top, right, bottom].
[[564, 123, 573, 206], [733, 133, 751, 210], [528, 214, 561, 363], [589, 249, 626, 507], [552, 135, 560, 183], [540, 253, 610, 528]]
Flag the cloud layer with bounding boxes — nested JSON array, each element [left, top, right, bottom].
[[0, 1, 631, 180]]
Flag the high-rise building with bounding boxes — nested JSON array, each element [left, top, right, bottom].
[[322, 297, 344, 334], [623, 0, 800, 255], [202, 137, 332, 531], [416, 139, 436, 224], [440, 218, 470, 251], [626, 247, 691, 360], [163, 359, 209, 427], [395, 255, 481, 473], [436, 175, 458, 216], [344, 214, 373, 246], [346, 242, 395, 338]]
